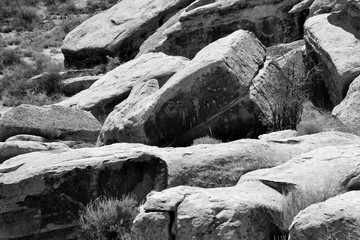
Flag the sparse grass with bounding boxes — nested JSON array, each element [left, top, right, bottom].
[[192, 135, 222, 145], [0, 48, 22, 71], [40, 122, 62, 140], [79, 195, 140, 240], [296, 121, 323, 136]]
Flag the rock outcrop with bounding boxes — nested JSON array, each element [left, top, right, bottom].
[[138, 0, 307, 59], [304, 8, 360, 105], [289, 191, 360, 240], [59, 53, 189, 121], [0, 104, 101, 142], [61, 0, 196, 68], [332, 75, 360, 132], [0, 145, 168, 240], [98, 30, 267, 146]]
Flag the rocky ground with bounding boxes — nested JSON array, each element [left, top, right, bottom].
[[0, 0, 360, 239]]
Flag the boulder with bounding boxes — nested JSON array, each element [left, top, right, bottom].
[[59, 53, 189, 121], [332, 75, 360, 132], [60, 74, 103, 96], [288, 191, 360, 239], [134, 182, 284, 240], [258, 130, 297, 142], [0, 145, 168, 240], [289, 0, 348, 16], [0, 104, 102, 142], [138, 0, 306, 59], [6, 134, 46, 142], [61, 0, 196, 68], [0, 141, 69, 164], [304, 10, 360, 105], [99, 30, 267, 147]]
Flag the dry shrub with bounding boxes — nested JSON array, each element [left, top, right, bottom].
[[192, 135, 222, 145]]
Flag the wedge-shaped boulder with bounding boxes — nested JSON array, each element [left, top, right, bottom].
[[138, 0, 306, 59], [0, 104, 101, 142], [61, 0, 196, 68], [289, 191, 360, 240], [304, 9, 360, 105], [100, 30, 267, 146], [59, 53, 189, 120], [0, 145, 168, 240]]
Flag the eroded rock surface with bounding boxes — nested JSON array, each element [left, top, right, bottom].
[[59, 53, 189, 121], [61, 0, 196, 68], [60, 75, 103, 96], [0, 104, 101, 142]]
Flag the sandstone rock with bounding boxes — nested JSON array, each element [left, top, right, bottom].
[[61, 0, 196, 68], [341, 164, 360, 191], [0, 141, 69, 164], [289, 191, 360, 239], [59, 53, 189, 121], [0, 145, 168, 240], [98, 79, 160, 145], [290, 0, 348, 16], [304, 11, 360, 105], [103, 30, 267, 146], [60, 74, 103, 96], [6, 134, 46, 142], [332, 76, 360, 132], [0, 104, 102, 142], [258, 130, 297, 142], [139, 0, 306, 59], [135, 182, 284, 240]]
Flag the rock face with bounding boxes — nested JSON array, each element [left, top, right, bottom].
[[60, 75, 103, 96], [0, 141, 69, 164], [0, 104, 102, 142], [304, 9, 360, 105], [5, 134, 46, 142], [290, 0, 348, 16], [99, 30, 267, 146], [332, 76, 360, 132], [0, 145, 168, 240], [61, 0, 196, 68], [59, 53, 189, 121], [138, 0, 307, 59], [289, 191, 360, 240]]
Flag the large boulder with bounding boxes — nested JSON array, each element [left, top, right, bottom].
[[138, 0, 306, 59], [0, 145, 168, 240], [289, 191, 360, 239], [0, 104, 101, 142], [59, 53, 189, 121], [332, 75, 360, 132], [61, 0, 196, 68], [304, 8, 360, 105], [98, 30, 267, 147]]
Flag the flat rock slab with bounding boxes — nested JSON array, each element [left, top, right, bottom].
[[59, 53, 189, 121], [289, 191, 360, 239], [60, 74, 103, 96], [0, 104, 102, 142], [304, 11, 360, 105], [61, 0, 196, 68]]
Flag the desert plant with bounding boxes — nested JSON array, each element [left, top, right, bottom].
[[105, 55, 122, 72], [192, 135, 222, 145], [296, 121, 323, 136], [79, 195, 140, 240], [40, 122, 62, 140], [0, 48, 22, 70], [11, 6, 39, 30]]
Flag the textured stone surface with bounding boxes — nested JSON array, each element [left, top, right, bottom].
[[290, 0, 348, 16], [304, 10, 360, 105], [102, 30, 267, 146], [332, 76, 360, 132], [289, 191, 360, 240], [0, 104, 102, 142], [138, 0, 306, 59], [61, 0, 196, 68], [6, 134, 46, 142], [59, 53, 189, 121], [60, 75, 103, 96], [0, 145, 168, 240]]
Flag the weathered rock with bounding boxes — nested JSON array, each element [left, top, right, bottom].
[[258, 130, 297, 142], [139, 0, 306, 59], [101, 30, 267, 146], [304, 10, 360, 105], [135, 182, 284, 240], [341, 164, 360, 191], [0, 141, 69, 163], [289, 0, 348, 16], [0, 145, 168, 240], [267, 40, 305, 58], [61, 0, 196, 68], [289, 191, 360, 240], [59, 53, 189, 121], [332, 76, 360, 132], [6, 134, 46, 142], [98, 79, 160, 145], [60, 74, 103, 96], [0, 104, 102, 142]]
